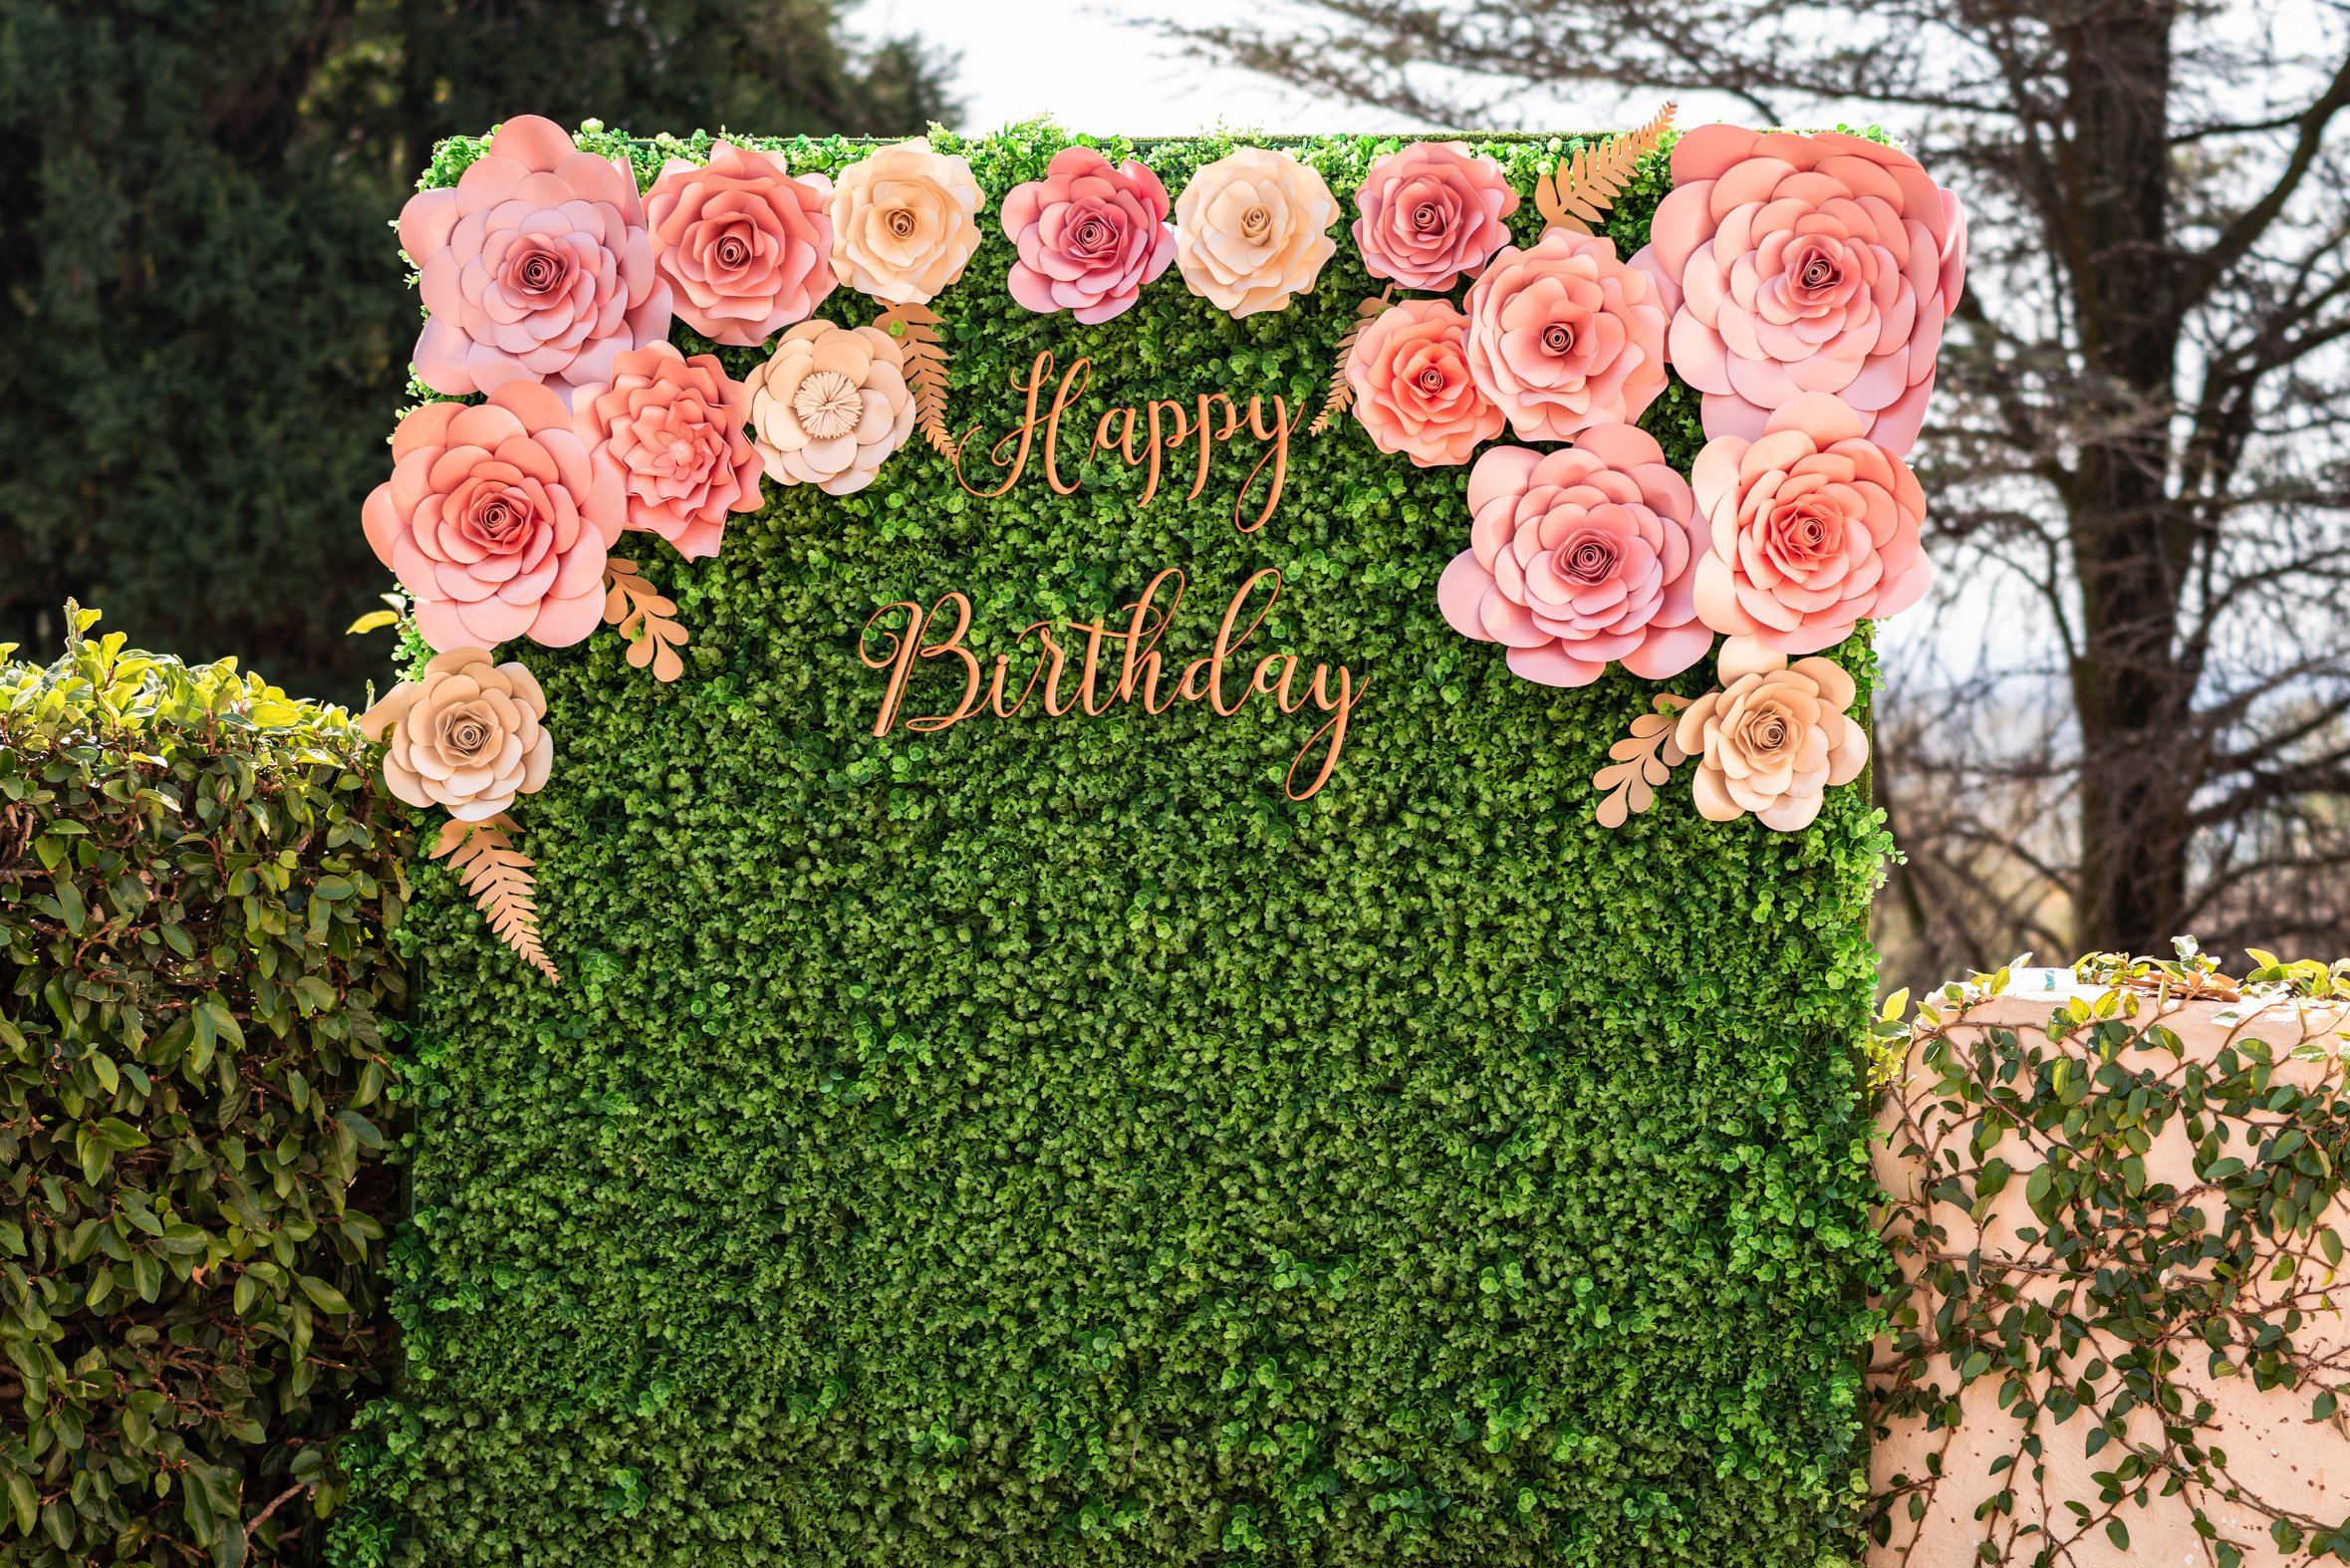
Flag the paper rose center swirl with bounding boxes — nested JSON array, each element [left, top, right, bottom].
[[440, 708, 493, 759], [1541, 322, 1575, 355], [509, 245, 571, 296], [1411, 200, 1445, 233], [1563, 534, 1620, 583], [791, 369, 866, 440], [1239, 204, 1272, 242], [714, 232, 752, 270], [457, 485, 535, 553], [885, 206, 917, 240]]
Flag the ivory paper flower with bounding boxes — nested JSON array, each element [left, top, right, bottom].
[[363, 382, 624, 652], [1174, 147, 1338, 318], [573, 343, 762, 561], [743, 321, 916, 495], [1436, 424, 1712, 686], [827, 139, 984, 305], [397, 114, 672, 403], [1463, 230, 1673, 441], [1633, 124, 1967, 453], [1691, 392, 1931, 654], [1346, 299, 1502, 466], [645, 140, 835, 345], [1002, 147, 1176, 324], [1351, 141, 1519, 292], [1674, 641, 1869, 831], [359, 649, 554, 823]]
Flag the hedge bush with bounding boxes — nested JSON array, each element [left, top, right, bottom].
[[338, 125, 1890, 1567], [0, 612, 409, 1565]]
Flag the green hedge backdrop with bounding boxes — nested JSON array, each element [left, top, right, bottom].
[[335, 126, 1889, 1567]]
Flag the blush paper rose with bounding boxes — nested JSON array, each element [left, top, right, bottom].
[[1633, 124, 1968, 453], [1436, 423, 1712, 687], [359, 649, 554, 823], [743, 321, 917, 496], [573, 343, 762, 561], [397, 114, 671, 402], [1347, 299, 1502, 466], [1351, 141, 1519, 292], [645, 140, 835, 345], [1175, 147, 1338, 318], [1674, 642, 1869, 832], [1002, 147, 1176, 325], [828, 139, 984, 305], [1691, 392, 1931, 654], [363, 382, 624, 652], [1463, 230, 1674, 442]]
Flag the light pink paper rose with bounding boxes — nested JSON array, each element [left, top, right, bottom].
[[1690, 392, 1931, 654], [363, 382, 624, 652], [397, 115, 672, 404], [572, 343, 762, 562], [1001, 147, 1176, 325], [1436, 423, 1713, 686], [1675, 642, 1869, 831], [1174, 147, 1338, 318], [1463, 230, 1673, 442], [1632, 124, 1967, 454], [645, 140, 835, 346], [1351, 141, 1519, 292], [1346, 300, 1502, 466]]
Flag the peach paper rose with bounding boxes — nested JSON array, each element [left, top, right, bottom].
[[1002, 147, 1176, 325], [1691, 392, 1931, 654], [828, 139, 984, 305], [1352, 141, 1519, 292], [359, 649, 554, 823], [743, 321, 916, 496], [1346, 299, 1502, 466], [1463, 229, 1673, 441], [1633, 124, 1967, 454], [363, 382, 624, 652], [1436, 423, 1712, 686], [397, 115, 672, 403], [645, 140, 835, 345], [1674, 640, 1868, 831], [1174, 147, 1338, 318], [573, 343, 762, 562]]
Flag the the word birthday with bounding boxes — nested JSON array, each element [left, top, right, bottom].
[[859, 569, 1363, 800]]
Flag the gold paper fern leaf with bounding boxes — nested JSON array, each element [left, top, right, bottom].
[[875, 301, 957, 458], [603, 559, 688, 682], [1309, 289, 1396, 437], [1536, 103, 1678, 237], [434, 815, 558, 984]]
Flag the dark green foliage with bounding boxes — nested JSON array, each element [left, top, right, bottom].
[[339, 128, 1886, 1567], [0, 612, 411, 1562]]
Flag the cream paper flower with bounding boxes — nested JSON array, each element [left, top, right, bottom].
[[359, 649, 554, 823], [743, 321, 917, 496], [1673, 638, 1869, 832], [1174, 147, 1338, 318], [827, 139, 984, 305]]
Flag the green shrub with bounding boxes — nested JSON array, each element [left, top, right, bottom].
[[0, 612, 409, 1565]]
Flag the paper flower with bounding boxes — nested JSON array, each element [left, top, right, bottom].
[[827, 138, 984, 305], [358, 649, 554, 823], [1174, 147, 1338, 318], [743, 321, 917, 496], [363, 382, 624, 651], [1001, 147, 1176, 325], [397, 114, 672, 403], [1463, 229, 1673, 441], [1691, 392, 1931, 653], [1351, 140, 1519, 292], [1633, 124, 1968, 453], [1674, 640, 1869, 831], [573, 343, 761, 562], [645, 140, 835, 346], [1436, 424, 1712, 686], [1346, 299, 1502, 466]]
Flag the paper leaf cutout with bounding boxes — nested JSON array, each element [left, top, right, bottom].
[[434, 814, 558, 984], [875, 301, 956, 458], [1593, 692, 1694, 828], [603, 559, 688, 682], [1309, 289, 1396, 437], [1536, 103, 1677, 237]]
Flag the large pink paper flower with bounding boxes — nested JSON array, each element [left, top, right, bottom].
[[363, 382, 624, 652], [1346, 299, 1503, 466], [1633, 124, 1967, 454], [645, 140, 835, 346], [1463, 230, 1673, 442], [1436, 423, 1712, 686], [1351, 141, 1519, 292], [1001, 147, 1176, 325], [573, 344, 762, 562], [1691, 392, 1931, 653], [397, 115, 672, 403]]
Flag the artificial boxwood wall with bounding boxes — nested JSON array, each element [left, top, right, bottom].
[[337, 124, 1889, 1567]]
